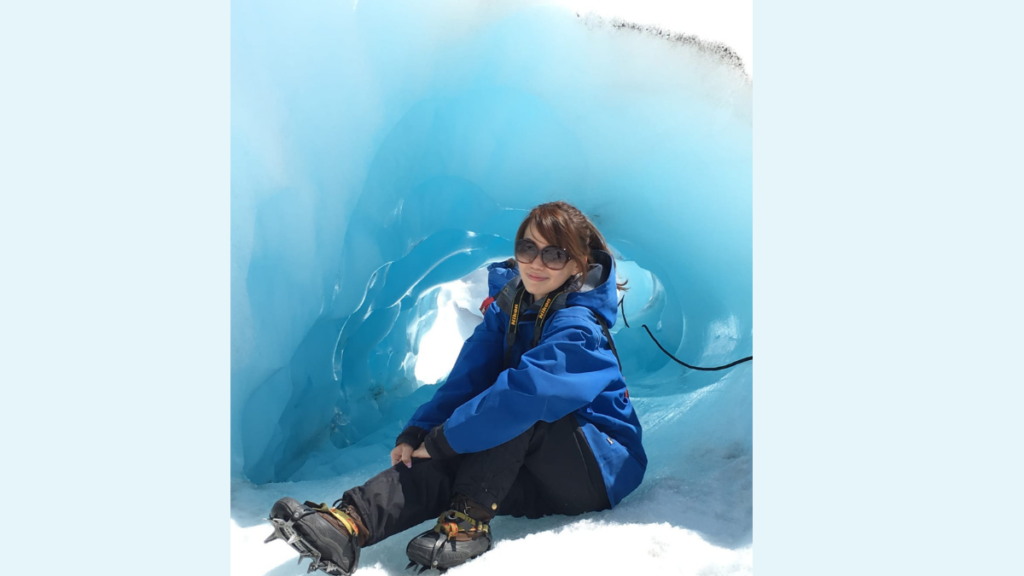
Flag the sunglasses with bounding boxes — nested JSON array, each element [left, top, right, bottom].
[[515, 238, 571, 270]]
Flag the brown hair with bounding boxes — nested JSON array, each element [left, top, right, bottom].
[[513, 201, 629, 292]]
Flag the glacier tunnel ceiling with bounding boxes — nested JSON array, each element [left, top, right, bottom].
[[231, 0, 752, 488]]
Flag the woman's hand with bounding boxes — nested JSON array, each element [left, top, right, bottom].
[[391, 443, 414, 468], [412, 442, 431, 460], [391, 442, 432, 467]]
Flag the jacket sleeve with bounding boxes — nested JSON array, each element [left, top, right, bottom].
[[402, 301, 507, 434], [436, 311, 620, 456]]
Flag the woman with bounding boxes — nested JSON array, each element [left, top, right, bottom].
[[267, 201, 647, 575]]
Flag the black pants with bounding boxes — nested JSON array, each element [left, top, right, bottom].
[[341, 414, 611, 547]]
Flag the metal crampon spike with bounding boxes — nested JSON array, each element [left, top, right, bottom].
[[264, 519, 289, 544], [266, 518, 301, 546], [406, 561, 417, 571], [305, 550, 322, 565]]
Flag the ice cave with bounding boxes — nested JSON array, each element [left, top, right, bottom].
[[231, 2, 752, 574]]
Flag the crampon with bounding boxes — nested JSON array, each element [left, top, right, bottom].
[[265, 497, 361, 576], [405, 506, 492, 574]]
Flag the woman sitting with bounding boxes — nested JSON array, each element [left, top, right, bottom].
[[266, 201, 647, 575]]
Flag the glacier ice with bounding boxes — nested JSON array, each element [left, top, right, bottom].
[[231, 0, 752, 566]]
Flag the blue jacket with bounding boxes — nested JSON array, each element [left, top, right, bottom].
[[401, 250, 647, 507]]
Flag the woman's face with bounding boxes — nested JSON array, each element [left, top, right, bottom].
[[518, 224, 581, 300]]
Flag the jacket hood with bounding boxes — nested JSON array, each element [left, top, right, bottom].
[[485, 249, 619, 328], [564, 248, 618, 328], [486, 258, 519, 297]]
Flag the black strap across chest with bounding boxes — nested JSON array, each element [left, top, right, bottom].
[[498, 279, 622, 372], [504, 282, 566, 368]]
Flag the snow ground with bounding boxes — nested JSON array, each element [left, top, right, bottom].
[[231, 472, 753, 576], [232, 384, 753, 576]]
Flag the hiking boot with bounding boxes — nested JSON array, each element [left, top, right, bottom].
[[266, 497, 367, 575], [405, 494, 494, 573]]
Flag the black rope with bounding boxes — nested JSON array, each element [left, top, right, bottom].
[[618, 296, 753, 372]]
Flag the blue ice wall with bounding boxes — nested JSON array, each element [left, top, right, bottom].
[[232, 0, 751, 508]]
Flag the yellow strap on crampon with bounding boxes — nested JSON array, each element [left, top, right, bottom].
[[431, 509, 490, 540], [312, 503, 359, 537]]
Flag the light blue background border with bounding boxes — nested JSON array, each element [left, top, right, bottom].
[[754, 0, 1023, 574], [2, 1, 1022, 575], [1, 1, 230, 574]]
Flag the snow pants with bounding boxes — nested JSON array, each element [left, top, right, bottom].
[[340, 414, 611, 547]]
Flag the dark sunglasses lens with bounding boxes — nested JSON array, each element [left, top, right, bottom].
[[515, 239, 538, 263], [541, 247, 568, 270]]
